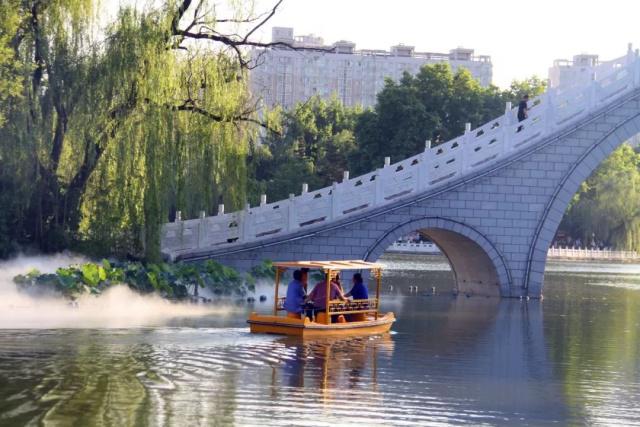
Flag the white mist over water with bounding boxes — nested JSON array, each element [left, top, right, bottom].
[[0, 254, 239, 329]]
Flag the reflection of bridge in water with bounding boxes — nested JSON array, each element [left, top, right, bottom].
[[162, 46, 640, 298]]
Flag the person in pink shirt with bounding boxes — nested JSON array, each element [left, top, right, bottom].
[[307, 273, 348, 312]]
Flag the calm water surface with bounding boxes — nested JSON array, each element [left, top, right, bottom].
[[1, 254, 640, 426]]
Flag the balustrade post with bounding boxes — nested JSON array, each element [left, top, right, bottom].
[[174, 211, 184, 248], [588, 72, 598, 110], [417, 140, 431, 191], [240, 203, 252, 243], [634, 49, 640, 88], [502, 102, 513, 155], [374, 168, 384, 206], [301, 183, 308, 194], [330, 182, 340, 220], [342, 171, 350, 182], [544, 88, 556, 136], [462, 122, 472, 173], [217, 204, 224, 216], [260, 194, 267, 206], [374, 158, 391, 206], [198, 210, 206, 248], [288, 193, 298, 231]]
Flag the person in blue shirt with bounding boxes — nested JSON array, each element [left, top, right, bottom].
[[345, 273, 369, 300], [283, 269, 308, 317]]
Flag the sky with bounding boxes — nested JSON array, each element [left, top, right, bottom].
[[249, 0, 640, 88], [106, 0, 640, 88]]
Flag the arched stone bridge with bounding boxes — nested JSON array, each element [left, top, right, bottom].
[[161, 47, 640, 298]]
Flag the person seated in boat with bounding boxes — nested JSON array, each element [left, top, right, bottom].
[[333, 272, 344, 293], [307, 273, 348, 313], [283, 269, 308, 318], [345, 273, 369, 300]]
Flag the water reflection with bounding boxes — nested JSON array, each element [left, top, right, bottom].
[[0, 258, 640, 425], [276, 334, 395, 393]]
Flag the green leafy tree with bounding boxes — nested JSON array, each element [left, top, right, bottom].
[[250, 96, 360, 202], [0, 2, 23, 128], [504, 76, 548, 103], [0, 0, 297, 260], [351, 64, 516, 174], [561, 144, 640, 250]]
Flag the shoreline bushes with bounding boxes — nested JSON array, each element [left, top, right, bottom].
[[13, 259, 274, 300]]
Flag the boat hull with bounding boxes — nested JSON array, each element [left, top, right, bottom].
[[248, 312, 395, 337]]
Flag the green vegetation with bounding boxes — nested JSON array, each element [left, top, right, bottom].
[[13, 259, 275, 300], [562, 144, 640, 251], [251, 67, 640, 252], [1, 0, 638, 259], [250, 66, 545, 198], [0, 0, 272, 260], [249, 96, 361, 202]]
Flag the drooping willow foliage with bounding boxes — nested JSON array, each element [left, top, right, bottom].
[[78, 9, 252, 260], [0, 0, 261, 260], [562, 144, 640, 251]]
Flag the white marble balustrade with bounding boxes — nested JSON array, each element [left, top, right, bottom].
[[162, 47, 640, 257]]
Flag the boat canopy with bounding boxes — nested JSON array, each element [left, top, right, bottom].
[[272, 260, 383, 271]]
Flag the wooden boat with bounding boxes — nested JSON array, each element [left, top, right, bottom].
[[248, 260, 395, 337]]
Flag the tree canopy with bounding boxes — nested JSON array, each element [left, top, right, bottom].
[[350, 64, 545, 174], [0, 0, 292, 260], [562, 144, 640, 251], [249, 96, 360, 202]]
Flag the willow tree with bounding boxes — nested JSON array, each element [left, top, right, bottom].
[[562, 144, 640, 251], [0, 0, 291, 259]]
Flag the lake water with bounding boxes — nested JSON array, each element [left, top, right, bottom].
[[1, 254, 639, 426]]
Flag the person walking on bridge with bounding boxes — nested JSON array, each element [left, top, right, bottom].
[[517, 94, 529, 132]]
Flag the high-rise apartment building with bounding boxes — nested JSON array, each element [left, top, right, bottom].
[[249, 27, 493, 109]]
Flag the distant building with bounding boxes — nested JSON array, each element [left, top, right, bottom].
[[548, 52, 640, 147], [249, 27, 493, 109], [548, 54, 599, 88]]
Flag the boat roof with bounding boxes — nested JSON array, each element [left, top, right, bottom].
[[272, 260, 384, 271]]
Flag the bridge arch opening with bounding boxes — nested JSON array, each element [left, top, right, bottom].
[[526, 115, 640, 296], [365, 218, 510, 297]]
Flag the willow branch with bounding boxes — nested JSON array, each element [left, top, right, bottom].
[[170, 0, 333, 65], [173, 102, 279, 134]]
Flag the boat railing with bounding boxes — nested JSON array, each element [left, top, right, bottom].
[[328, 298, 379, 315], [276, 297, 379, 315]]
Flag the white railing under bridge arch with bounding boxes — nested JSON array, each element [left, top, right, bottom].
[[162, 46, 640, 258]]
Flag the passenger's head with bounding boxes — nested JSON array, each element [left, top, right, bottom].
[[353, 273, 363, 284], [293, 269, 303, 281], [523, 94, 529, 100], [300, 268, 309, 283]]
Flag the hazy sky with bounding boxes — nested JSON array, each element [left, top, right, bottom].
[[250, 0, 640, 87], [106, 0, 640, 88]]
